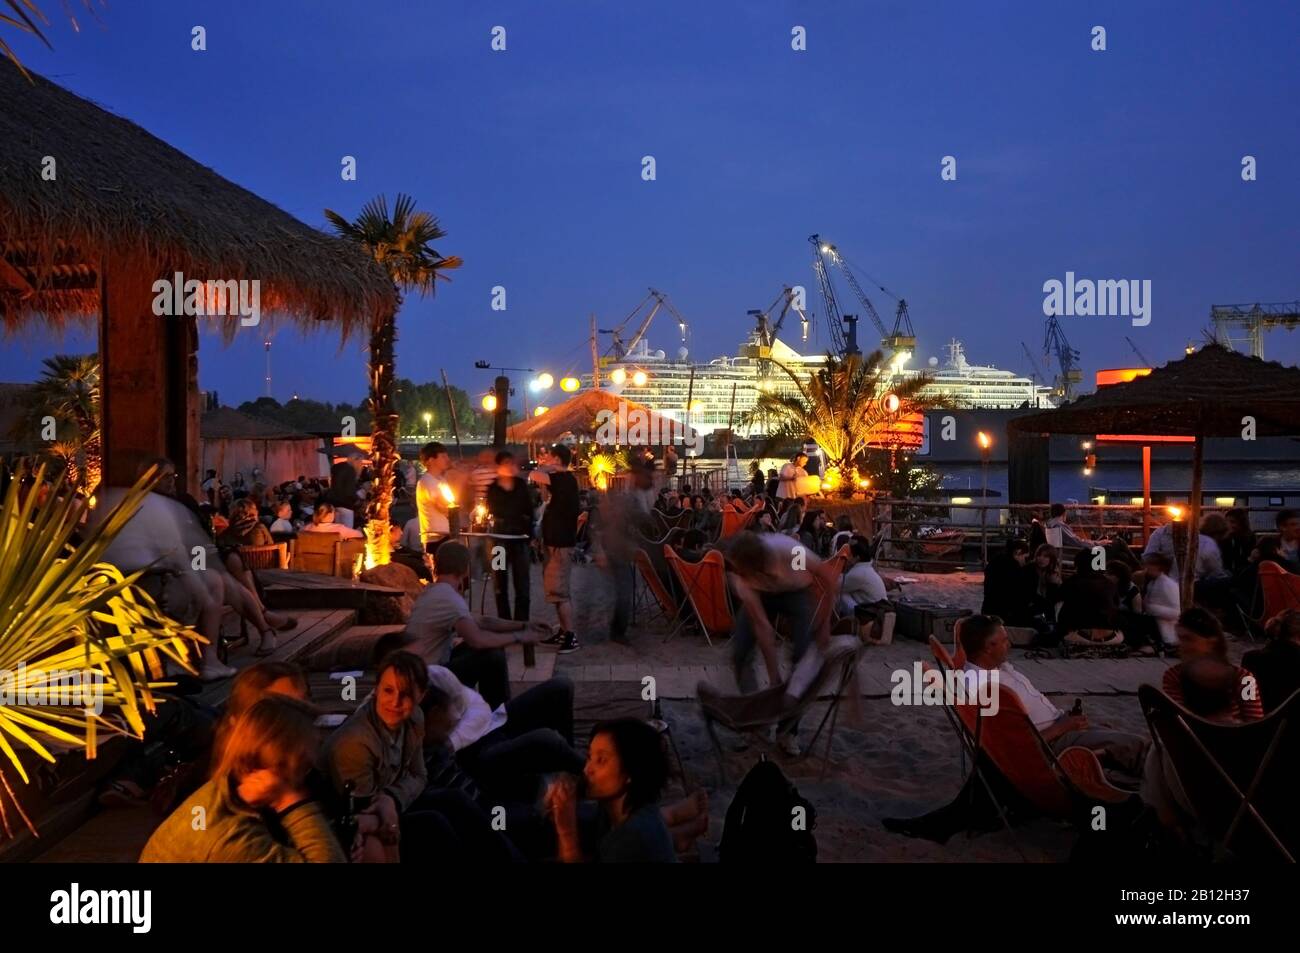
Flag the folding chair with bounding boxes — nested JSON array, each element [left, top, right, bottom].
[[698, 635, 864, 784], [1258, 561, 1300, 621], [663, 546, 733, 646], [810, 544, 850, 636], [716, 500, 762, 542], [652, 508, 693, 537], [634, 549, 681, 626], [1139, 683, 1298, 862]]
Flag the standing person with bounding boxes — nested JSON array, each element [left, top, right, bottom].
[[416, 442, 453, 560], [486, 450, 533, 623], [1221, 508, 1258, 576], [530, 444, 581, 653], [776, 451, 809, 501], [663, 444, 679, 488]]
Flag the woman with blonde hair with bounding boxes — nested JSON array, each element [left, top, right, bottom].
[[209, 661, 310, 772], [141, 695, 346, 863], [302, 501, 364, 539]]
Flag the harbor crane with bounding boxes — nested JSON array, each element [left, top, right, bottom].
[[809, 234, 916, 358], [1044, 314, 1083, 401], [1020, 341, 1049, 388], [1125, 336, 1153, 366], [744, 286, 812, 381], [1210, 302, 1300, 358], [598, 288, 688, 360]]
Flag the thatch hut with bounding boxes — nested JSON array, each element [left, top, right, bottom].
[[1010, 344, 1300, 599], [506, 388, 697, 449], [0, 62, 396, 491]]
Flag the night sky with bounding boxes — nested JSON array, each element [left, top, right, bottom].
[[3, 0, 1298, 405]]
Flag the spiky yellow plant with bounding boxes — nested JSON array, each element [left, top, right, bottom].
[[0, 465, 202, 838]]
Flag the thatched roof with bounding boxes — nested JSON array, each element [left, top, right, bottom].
[[506, 388, 697, 444], [0, 62, 396, 331], [200, 407, 316, 441], [1010, 344, 1300, 438]]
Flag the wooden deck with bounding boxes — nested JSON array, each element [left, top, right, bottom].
[[256, 569, 404, 611]]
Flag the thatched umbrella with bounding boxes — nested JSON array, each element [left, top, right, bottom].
[[1010, 344, 1300, 601], [0, 62, 397, 489], [506, 388, 696, 448]]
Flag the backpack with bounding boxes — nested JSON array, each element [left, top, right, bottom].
[[719, 756, 817, 863]]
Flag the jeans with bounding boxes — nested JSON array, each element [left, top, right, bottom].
[[448, 643, 511, 710], [609, 560, 635, 643], [493, 540, 531, 622], [731, 588, 815, 694], [459, 677, 584, 802], [1051, 728, 1149, 782]]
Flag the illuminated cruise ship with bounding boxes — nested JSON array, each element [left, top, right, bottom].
[[590, 334, 1055, 437]]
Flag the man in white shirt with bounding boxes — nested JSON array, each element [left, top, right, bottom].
[[958, 615, 1148, 779], [776, 451, 809, 501], [402, 542, 548, 709], [416, 441, 453, 553], [837, 537, 888, 614], [1143, 518, 1227, 581]]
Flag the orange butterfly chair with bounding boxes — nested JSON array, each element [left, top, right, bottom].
[[663, 546, 733, 645], [717, 500, 764, 541], [810, 544, 851, 635], [1259, 561, 1300, 623], [634, 549, 680, 626]]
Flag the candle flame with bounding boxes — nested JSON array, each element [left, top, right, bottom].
[[439, 483, 456, 505]]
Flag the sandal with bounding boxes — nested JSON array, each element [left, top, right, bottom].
[[255, 631, 278, 656], [267, 613, 298, 632]]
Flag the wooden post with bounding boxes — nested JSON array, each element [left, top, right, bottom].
[[99, 257, 200, 492], [440, 368, 464, 460], [1142, 444, 1152, 545], [1181, 434, 1204, 606]]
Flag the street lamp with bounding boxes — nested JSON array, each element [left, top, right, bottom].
[[537, 372, 554, 390], [422, 411, 432, 435], [977, 431, 992, 566], [481, 393, 497, 412], [560, 376, 580, 393], [632, 370, 648, 387], [610, 368, 627, 386]]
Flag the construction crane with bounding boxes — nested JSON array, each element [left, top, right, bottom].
[[1125, 336, 1153, 366], [598, 288, 687, 360], [743, 286, 812, 380], [1210, 302, 1300, 358], [809, 235, 915, 358], [1020, 341, 1049, 388], [1044, 314, 1083, 401]]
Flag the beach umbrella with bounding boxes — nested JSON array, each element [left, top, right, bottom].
[[505, 387, 697, 449], [1009, 344, 1300, 602]]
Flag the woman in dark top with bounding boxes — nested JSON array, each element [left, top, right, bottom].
[[1221, 507, 1258, 576], [1055, 548, 1118, 638], [545, 718, 677, 863], [982, 538, 1032, 622], [1243, 609, 1300, 714], [1026, 543, 1063, 629], [486, 450, 534, 622]]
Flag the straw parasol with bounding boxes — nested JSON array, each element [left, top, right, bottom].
[[1010, 344, 1300, 600], [506, 388, 696, 446], [0, 61, 396, 332]]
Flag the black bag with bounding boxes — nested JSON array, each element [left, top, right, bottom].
[[719, 756, 817, 863]]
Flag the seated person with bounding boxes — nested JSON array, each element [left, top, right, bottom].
[[301, 501, 364, 538], [390, 515, 432, 580], [216, 497, 297, 649], [268, 500, 296, 536], [960, 615, 1148, 781], [324, 651, 520, 864], [1242, 608, 1300, 715], [544, 718, 678, 863], [1107, 561, 1157, 654], [1162, 608, 1263, 720], [403, 541, 548, 710], [981, 538, 1031, 622], [1141, 552, 1182, 650], [1055, 549, 1119, 643], [677, 529, 708, 563], [797, 509, 827, 557], [1045, 502, 1092, 549], [838, 537, 888, 615], [141, 695, 346, 862], [1142, 656, 1247, 847]]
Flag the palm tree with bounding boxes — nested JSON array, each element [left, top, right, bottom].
[[324, 194, 462, 565], [17, 354, 101, 493], [2, 1, 99, 79], [752, 350, 939, 493]]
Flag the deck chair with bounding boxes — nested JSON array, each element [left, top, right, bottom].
[[717, 501, 762, 541], [663, 546, 733, 646], [1258, 561, 1300, 622], [698, 635, 864, 784], [1138, 683, 1298, 862], [653, 508, 693, 537], [291, 532, 339, 575], [634, 549, 681, 626]]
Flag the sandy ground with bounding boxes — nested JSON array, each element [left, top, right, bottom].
[[498, 557, 1157, 862]]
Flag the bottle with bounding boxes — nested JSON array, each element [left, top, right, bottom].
[[337, 779, 358, 860]]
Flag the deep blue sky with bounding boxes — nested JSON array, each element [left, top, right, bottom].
[[4, 0, 1298, 405]]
